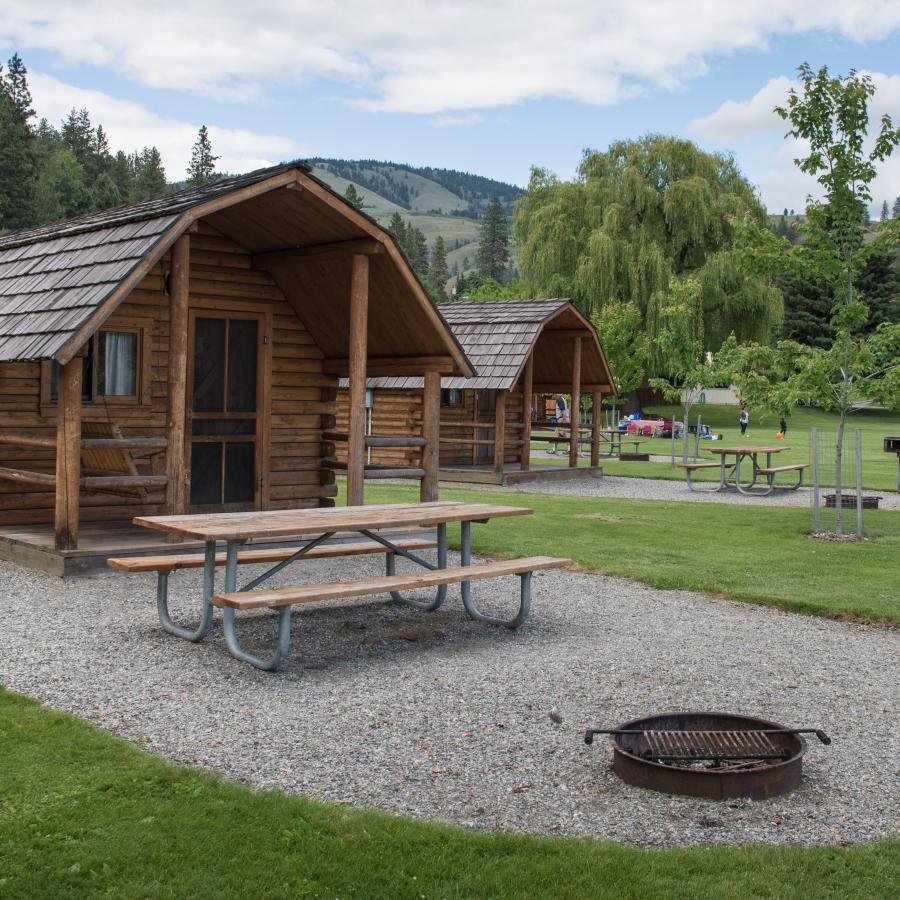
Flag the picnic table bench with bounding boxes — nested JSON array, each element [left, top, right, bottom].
[[109, 501, 569, 671], [679, 447, 808, 495]]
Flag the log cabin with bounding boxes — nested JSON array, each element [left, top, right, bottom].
[[336, 300, 615, 486], [0, 162, 473, 575]]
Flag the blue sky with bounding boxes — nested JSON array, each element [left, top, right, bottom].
[[4, 1, 900, 211]]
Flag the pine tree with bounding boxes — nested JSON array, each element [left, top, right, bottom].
[[186, 125, 219, 187], [893, 196, 900, 219], [34, 149, 91, 222], [428, 236, 449, 298], [91, 170, 122, 211], [388, 212, 407, 246], [405, 225, 428, 277], [477, 197, 509, 280], [0, 54, 37, 230], [132, 147, 167, 201], [343, 184, 364, 208], [881, 200, 890, 221], [4, 54, 33, 119], [61, 108, 95, 170]]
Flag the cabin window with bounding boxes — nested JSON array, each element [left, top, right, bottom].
[[42, 322, 151, 411], [440, 388, 463, 407]]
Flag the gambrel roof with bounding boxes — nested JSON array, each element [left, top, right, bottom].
[[0, 162, 473, 377], [367, 299, 614, 391]]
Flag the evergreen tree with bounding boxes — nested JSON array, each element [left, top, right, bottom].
[[61, 108, 95, 171], [108, 150, 135, 200], [0, 55, 37, 230], [343, 183, 364, 208], [778, 271, 833, 348], [893, 196, 900, 219], [186, 125, 219, 187], [428, 236, 449, 298], [35, 149, 91, 222], [388, 212, 407, 246], [405, 224, 428, 277], [4, 54, 33, 119], [514, 136, 782, 356], [91, 170, 123, 211], [857, 247, 900, 332], [881, 200, 890, 221], [132, 147, 167, 201], [477, 197, 509, 280]]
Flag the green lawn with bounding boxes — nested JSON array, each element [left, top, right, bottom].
[[353, 484, 900, 623], [533, 405, 900, 491], [2, 687, 898, 899]]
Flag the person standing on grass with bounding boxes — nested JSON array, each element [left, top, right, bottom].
[[780, 415, 787, 437], [739, 404, 749, 436]]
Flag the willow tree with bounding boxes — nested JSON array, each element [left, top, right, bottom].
[[514, 136, 783, 362]]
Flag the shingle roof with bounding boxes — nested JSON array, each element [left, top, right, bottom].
[[0, 162, 311, 362], [367, 299, 572, 390]]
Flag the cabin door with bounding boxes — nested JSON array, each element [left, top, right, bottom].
[[187, 311, 264, 510], [475, 390, 494, 464]]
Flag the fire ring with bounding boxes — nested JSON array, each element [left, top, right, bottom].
[[585, 710, 831, 801]]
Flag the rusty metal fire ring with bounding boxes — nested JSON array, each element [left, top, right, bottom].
[[585, 711, 830, 801]]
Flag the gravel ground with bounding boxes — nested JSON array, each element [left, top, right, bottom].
[[1, 554, 898, 848], [505, 460, 900, 509]]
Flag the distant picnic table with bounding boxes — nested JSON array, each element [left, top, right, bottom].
[[679, 445, 808, 496]]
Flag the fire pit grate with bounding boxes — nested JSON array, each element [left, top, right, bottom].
[[584, 712, 831, 800]]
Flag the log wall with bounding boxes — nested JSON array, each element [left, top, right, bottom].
[[0, 222, 336, 527], [335, 387, 524, 468]]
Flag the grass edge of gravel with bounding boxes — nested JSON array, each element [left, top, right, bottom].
[[346, 483, 900, 625], [1, 686, 899, 900]]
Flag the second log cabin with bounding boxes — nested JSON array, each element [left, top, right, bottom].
[[336, 299, 615, 485]]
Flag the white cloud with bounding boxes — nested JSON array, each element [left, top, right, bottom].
[[431, 113, 485, 128], [5, 1, 900, 114], [689, 71, 900, 211], [689, 76, 795, 139], [29, 73, 305, 178], [691, 71, 900, 140]]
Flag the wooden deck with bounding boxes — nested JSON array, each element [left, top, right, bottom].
[[438, 463, 602, 487], [0, 520, 430, 578]]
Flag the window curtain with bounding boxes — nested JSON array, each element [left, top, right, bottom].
[[100, 332, 137, 396]]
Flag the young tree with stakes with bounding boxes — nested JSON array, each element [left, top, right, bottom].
[[733, 64, 900, 534]]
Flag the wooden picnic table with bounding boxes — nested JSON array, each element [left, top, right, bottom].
[[684, 445, 807, 495], [124, 500, 562, 670]]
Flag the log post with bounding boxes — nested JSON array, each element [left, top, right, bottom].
[[420, 371, 440, 501], [520, 354, 533, 471], [569, 336, 582, 468], [591, 390, 602, 467], [494, 390, 507, 474], [346, 253, 369, 506], [54, 356, 82, 550], [166, 234, 190, 517]]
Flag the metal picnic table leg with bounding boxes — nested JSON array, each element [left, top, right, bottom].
[[155, 539, 217, 642], [220, 539, 294, 672], [459, 520, 532, 629], [734, 453, 760, 495], [385, 522, 448, 611]]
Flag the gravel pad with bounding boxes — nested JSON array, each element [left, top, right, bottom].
[[0, 556, 897, 847]]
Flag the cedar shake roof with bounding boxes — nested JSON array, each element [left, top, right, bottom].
[[0, 162, 473, 378], [366, 299, 615, 391]]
